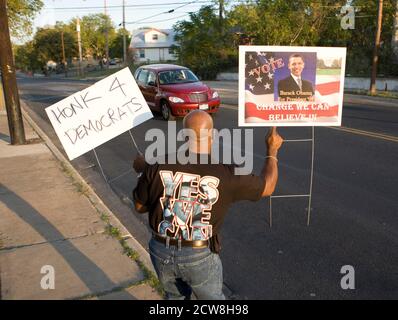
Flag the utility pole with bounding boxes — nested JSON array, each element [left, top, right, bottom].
[[123, 0, 127, 65], [0, 0, 26, 145], [370, 0, 383, 95], [77, 17, 83, 76], [104, 0, 110, 69], [61, 31, 67, 77], [219, 0, 224, 35]]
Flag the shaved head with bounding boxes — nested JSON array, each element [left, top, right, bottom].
[[183, 110, 213, 153], [183, 110, 213, 135]]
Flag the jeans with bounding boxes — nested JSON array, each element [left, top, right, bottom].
[[149, 237, 225, 300]]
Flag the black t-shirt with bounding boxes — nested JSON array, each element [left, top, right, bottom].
[[133, 154, 265, 253]]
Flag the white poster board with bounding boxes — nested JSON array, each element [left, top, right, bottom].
[[45, 67, 153, 160], [239, 46, 347, 127]]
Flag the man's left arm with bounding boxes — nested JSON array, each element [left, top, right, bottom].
[[230, 127, 283, 202]]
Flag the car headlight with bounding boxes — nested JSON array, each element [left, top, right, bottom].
[[169, 96, 184, 103], [212, 91, 219, 99]]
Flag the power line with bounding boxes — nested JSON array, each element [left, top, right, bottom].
[[124, 0, 201, 25], [40, 0, 376, 11], [40, 0, 250, 11], [86, 5, 205, 13], [173, 0, 201, 11], [130, 7, 218, 25], [41, 1, 213, 11], [129, 13, 190, 25], [39, 6, 205, 14]]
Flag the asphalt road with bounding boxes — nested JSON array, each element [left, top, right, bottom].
[[16, 75, 398, 299]]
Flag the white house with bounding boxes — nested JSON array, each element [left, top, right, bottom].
[[130, 28, 178, 63]]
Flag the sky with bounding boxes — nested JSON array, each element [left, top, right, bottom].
[[34, 0, 219, 33]]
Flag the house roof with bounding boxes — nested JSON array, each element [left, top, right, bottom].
[[130, 28, 176, 49], [146, 28, 169, 35]]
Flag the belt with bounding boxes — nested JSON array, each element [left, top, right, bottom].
[[153, 233, 209, 248]]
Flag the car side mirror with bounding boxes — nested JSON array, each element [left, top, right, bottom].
[[147, 81, 156, 86]]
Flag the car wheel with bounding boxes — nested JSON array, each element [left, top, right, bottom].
[[161, 101, 175, 121]]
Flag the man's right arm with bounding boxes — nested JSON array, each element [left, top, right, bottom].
[[260, 127, 283, 197], [134, 200, 148, 213], [132, 154, 150, 213]]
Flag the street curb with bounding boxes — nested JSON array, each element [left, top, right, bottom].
[[19, 101, 157, 278], [344, 94, 398, 108]]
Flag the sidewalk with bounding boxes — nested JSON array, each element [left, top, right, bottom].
[[0, 111, 162, 300]]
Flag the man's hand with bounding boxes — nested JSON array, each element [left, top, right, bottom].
[[133, 154, 147, 173], [266, 127, 283, 156], [261, 127, 283, 197]]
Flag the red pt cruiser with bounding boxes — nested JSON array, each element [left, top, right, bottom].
[[134, 64, 220, 120]]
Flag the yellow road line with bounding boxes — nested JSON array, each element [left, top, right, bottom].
[[328, 126, 398, 143], [220, 104, 398, 142], [221, 104, 238, 110]]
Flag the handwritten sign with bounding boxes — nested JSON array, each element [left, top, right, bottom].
[[45, 67, 153, 160], [239, 46, 346, 127]]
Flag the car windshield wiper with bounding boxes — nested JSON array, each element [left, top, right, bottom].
[[173, 80, 198, 84], [162, 80, 198, 85]]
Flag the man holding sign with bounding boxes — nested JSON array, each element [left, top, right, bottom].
[[132, 110, 283, 300]]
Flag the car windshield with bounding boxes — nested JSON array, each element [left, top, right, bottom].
[[158, 69, 199, 85]]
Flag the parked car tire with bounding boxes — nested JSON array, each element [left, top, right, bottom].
[[161, 101, 175, 121]]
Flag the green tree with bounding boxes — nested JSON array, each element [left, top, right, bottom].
[[317, 59, 327, 69], [315, 0, 397, 75], [70, 14, 116, 59], [32, 25, 77, 66], [217, 0, 397, 76], [173, 5, 236, 79], [7, 0, 43, 39], [227, 0, 347, 46], [109, 28, 131, 59], [14, 41, 41, 72]]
